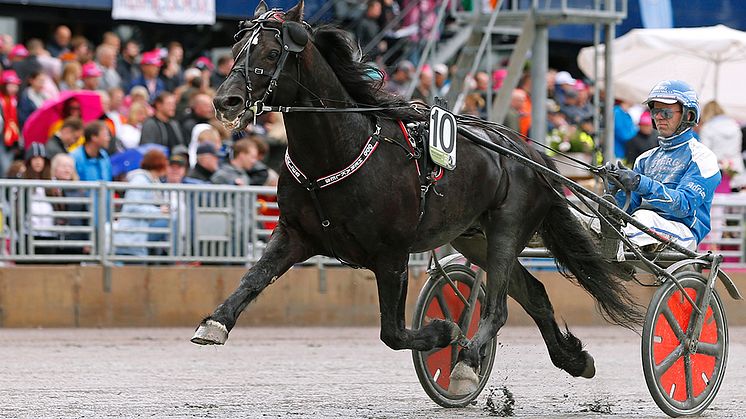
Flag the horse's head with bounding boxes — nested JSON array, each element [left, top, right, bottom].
[[214, 0, 309, 131]]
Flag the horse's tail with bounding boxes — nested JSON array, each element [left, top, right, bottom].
[[537, 164, 643, 329]]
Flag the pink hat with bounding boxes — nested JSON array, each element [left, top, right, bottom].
[[81, 62, 102, 78], [639, 111, 652, 126], [9, 44, 29, 60], [140, 50, 162, 67], [574, 80, 588, 91], [194, 56, 214, 71], [1, 69, 21, 85], [492, 69, 508, 90]]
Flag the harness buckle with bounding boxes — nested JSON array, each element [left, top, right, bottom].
[[254, 68, 264, 75], [321, 220, 331, 228]]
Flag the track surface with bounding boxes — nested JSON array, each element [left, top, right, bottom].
[[1, 326, 745, 418]]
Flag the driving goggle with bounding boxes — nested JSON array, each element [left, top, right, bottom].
[[650, 108, 681, 119]]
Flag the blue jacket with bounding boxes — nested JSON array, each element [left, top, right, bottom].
[[613, 105, 639, 159], [128, 75, 166, 102], [615, 129, 721, 243], [71, 146, 113, 182]]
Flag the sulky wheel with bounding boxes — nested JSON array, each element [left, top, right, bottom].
[[642, 271, 729, 417], [411, 263, 497, 407]]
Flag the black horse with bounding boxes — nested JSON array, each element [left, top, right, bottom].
[[193, 0, 642, 396]]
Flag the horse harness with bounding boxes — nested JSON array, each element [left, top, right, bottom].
[[284, 119, 442, 268]]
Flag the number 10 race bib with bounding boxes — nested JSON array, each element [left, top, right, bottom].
[[428, 106, 457, 170]]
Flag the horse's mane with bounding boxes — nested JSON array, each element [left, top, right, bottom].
[[311, 26, 426, 122]]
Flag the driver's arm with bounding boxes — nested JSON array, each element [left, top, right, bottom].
[[634, 159, 720, 219]]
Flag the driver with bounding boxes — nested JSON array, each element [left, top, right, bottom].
[[607, 80, 721, 253]]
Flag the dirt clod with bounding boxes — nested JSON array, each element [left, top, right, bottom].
[[579, 398, 613, 414]]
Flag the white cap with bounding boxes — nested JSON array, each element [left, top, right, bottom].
[[555, 71, 576, 85], [433, 63, 448, 75]]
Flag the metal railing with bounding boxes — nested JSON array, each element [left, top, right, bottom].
[[2, 179, 745, 269]]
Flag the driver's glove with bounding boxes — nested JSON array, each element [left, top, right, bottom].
[[614, 161, 641, 191]]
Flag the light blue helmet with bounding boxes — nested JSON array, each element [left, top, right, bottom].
[[643, 80, 700, 134]]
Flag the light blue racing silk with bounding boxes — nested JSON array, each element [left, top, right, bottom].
[[614, 128, 721, 243]]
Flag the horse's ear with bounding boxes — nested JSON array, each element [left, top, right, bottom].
[[253, 0, 268, 17], [285, 0, 304, 22]]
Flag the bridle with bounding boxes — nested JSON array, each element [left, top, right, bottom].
[[229, 9, 310, 124]]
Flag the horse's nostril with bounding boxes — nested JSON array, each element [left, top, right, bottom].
[[225, 96, 243, 108]]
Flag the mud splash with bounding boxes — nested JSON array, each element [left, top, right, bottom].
[[579, 398, 614, 414], [484, 386, 515, 416]]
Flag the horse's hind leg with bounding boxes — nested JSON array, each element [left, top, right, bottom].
[[374, 253, 461, 351], [191, 224, 311, 345], [510, 264, 596, 378], [452, 235, 596, 379]]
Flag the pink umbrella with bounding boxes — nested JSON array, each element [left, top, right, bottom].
[[22, 90, 103, 148]]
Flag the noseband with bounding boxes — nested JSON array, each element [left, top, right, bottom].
[[230, 10, 309, 123]]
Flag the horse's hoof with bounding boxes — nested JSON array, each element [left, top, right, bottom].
[[580, 352, 596, 378], [448, 361, 479, 396], [191, 320, 229, 345]]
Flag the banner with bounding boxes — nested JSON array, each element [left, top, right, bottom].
[[112, 0, 216, 25]]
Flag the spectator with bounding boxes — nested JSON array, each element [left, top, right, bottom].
[[411, 67, 433, 104], [140, 92, 184, 151], [460, 92, 485, 117], [193, 56, 214, 88], [211, 139, 258, 185], [210, 54, 233, 88], [151, 150, 190, 256], [47, 153, 89, 255], [46, 97, 85, 149], [0, 70, 22, 167], [699, 100, 746, 191], [114, 149, 169, 258], [23, 143, 55, 254], [101, 31, 121, 53], [95, 44, 121, 91], [559, 88, 590, 126], [46, 116, 83, 159], [81, 62, 102, 91], [118, 102, 148, 150], [384, 60, 413, 97], [625, 111, 657, 164], [186, 142, 219, 183], [175, 67, 203, 115], [71, 121, 112, 182], [15, 39, 44, 84], [122, 85, 152, 117], [165, 41, 184, 85], [116, 40, 141, 89], [160, 56, 181, 93], [613, 99, 639, 160], [69, 36, 91, 64], [8, 44, 30, 72], [100, 89, 126, 143], [129, 49, 165, 102], [245, 134, 272, 185], [433, 63, 450, 97], [47, 25, 71, 58], [553, 70, 576, 106], [0, 34, 14, 69], [17, 70, 51, 127], [181, 93, 214, 141], [504, 88, 527, 134], [356, 0, 386, 62], [59, 61, 82, 91]]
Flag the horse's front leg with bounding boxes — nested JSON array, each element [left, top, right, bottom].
[[191, 223, 312, 345], [375, 254, 461, 351]]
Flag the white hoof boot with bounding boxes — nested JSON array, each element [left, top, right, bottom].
[[191, 320, 229, 345], [448, 361, 479, 396]]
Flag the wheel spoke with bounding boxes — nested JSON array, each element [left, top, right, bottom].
[[662, 305, 686, 342], [435, 291, 454, 323], [655, 344, 685, 378], [684, 353, 694, 401], [696, 342, 722, 357]]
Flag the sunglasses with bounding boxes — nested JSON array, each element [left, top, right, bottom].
[[650, 108, 681, 119]]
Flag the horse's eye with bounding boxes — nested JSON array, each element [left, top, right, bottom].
[[268, 50, 280, 60]]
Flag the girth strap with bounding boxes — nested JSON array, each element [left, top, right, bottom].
[[284, 125, 382, 268]]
